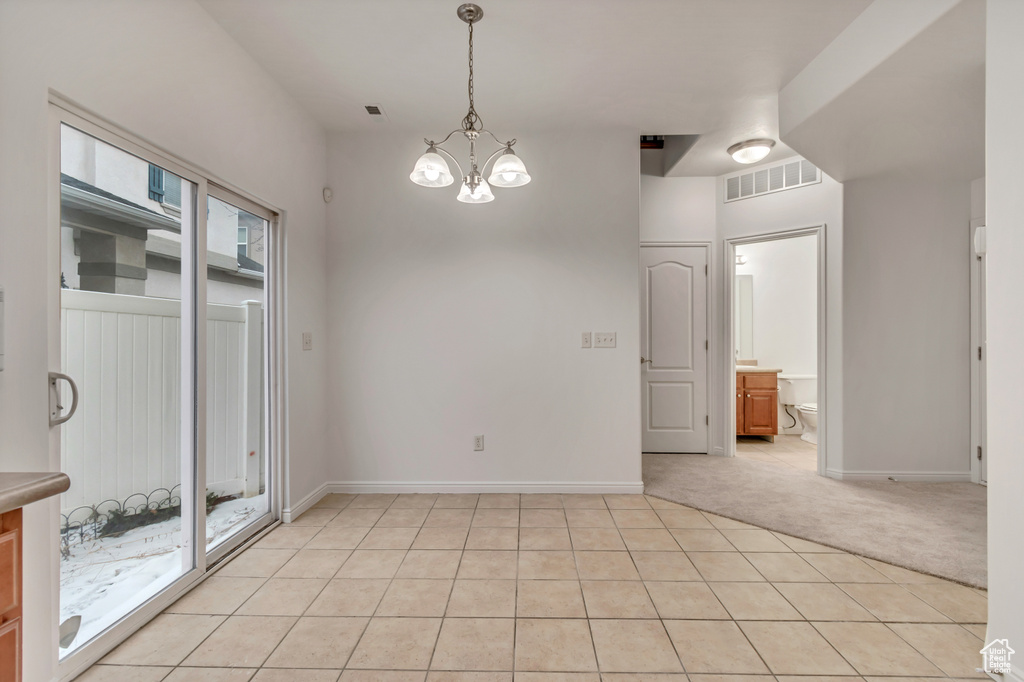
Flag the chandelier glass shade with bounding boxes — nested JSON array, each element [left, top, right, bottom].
[[409, 149, 455, 187], [410, 4, 530, 203], [456, 176, 495, 203]]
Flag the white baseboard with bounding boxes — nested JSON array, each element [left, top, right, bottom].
[[982, 663, 1024, 681], [827, 470, 973, 482], [711, 447, 726, 456], [324, 481, 646, 495], [282, 482, 328, 523]]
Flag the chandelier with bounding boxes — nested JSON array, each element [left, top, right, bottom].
[[409, 3, 531, 203]]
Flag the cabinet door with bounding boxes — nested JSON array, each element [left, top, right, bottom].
[[736, 388, 745, 435], [0, 530, 16, 616], [744, 389, 777, 435], [0, 617, 19, 682]]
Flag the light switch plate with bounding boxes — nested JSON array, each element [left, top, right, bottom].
[[302, 332, 313, 351], [594, 332, 616, 348], [581, 332, 592, 348]]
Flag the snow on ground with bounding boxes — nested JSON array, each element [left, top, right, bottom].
[[60, 494, 267, 655]]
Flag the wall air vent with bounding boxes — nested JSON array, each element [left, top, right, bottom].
[[724, 159, 820, 203]]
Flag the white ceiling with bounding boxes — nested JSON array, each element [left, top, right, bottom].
[[780, 0, 985, 182], [198, 0, 871, 176]]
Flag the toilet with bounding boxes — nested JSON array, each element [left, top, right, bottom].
[[777, 375, 817, 443], [796, 403, 818, 444]]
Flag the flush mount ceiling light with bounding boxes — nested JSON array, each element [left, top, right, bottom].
[[409, 3, 530, 203], [727, 138, 776, 165]]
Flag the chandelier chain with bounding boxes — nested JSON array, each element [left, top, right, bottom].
[[462, 17, 482, 131]]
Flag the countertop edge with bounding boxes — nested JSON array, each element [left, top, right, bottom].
[[0, 472, 71, 515]]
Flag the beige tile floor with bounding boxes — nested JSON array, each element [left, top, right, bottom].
[[736, 435, 818, 472], [84, 493, 989, 681]]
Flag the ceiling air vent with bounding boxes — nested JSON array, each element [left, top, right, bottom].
[[364, 104, 389, 122], [724, 159, 821, 203]]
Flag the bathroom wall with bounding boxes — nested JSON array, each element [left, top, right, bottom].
[[735, 235, 818, 434], [735, 235, 818, 375]]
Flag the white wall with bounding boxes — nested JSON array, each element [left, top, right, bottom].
[[717, 168, 844, 467], [985, 1, 1024, 675], [735, 235, 818, 375], [0, 2, 328, 679], [640, 176, 716, 243], [325, 130, 641, 490], [841, 172, 971, 479]]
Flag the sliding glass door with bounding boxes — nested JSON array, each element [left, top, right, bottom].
[[204, 191, 272, 558], [58, 124, 196, 655], [55, 113, 276, 663]]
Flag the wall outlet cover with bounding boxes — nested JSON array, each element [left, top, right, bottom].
[[594, 332, 616, 348], [581, 332, 592, 348], [474, 435, 485, 451], [302, 332, 313, 351]]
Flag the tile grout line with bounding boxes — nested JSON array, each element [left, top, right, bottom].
[[580, 495, 609, 676], [99, 492, 986, 680], [423, 492, 479, 673], [162, 494, 359, 674], [252, 492, 359, 673]]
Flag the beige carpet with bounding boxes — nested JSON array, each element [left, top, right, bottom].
[[643, 453, 987, 588]]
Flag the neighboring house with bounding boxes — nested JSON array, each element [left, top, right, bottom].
[[59, 125, 264, 305]]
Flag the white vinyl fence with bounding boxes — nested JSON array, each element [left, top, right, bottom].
[[60, 290, 263, 518]]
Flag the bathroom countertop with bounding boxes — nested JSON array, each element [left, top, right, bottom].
[[0, 472, 71, 515], [736, 367, 783, 374]]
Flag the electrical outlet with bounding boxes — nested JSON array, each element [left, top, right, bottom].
[[594, 332, 616, 348], [474, 435, 485, 451], [302, 332, 313, 351], [581, 332, 592, 348]]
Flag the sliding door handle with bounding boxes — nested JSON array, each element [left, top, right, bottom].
[[49, 371, 79, 427]]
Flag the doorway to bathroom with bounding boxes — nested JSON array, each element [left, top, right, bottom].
[[726, 227, 826, 475]]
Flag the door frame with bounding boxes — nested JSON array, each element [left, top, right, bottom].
[[640, 242, 713, 454], [48, 94, 286, 679], [969, 219, 986, 484], [724, 226, 827, 475]]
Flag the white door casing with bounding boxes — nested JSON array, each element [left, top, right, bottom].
[[641, 245, 708, 453]]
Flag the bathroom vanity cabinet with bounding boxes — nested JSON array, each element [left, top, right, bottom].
[[736, 370, 779, 440]]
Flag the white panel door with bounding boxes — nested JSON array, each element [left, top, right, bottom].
[[641, 246, 708, 453]]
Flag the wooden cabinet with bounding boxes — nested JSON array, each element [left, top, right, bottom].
[[0, 509, 21, 682], [737, 372, 778, 440]]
